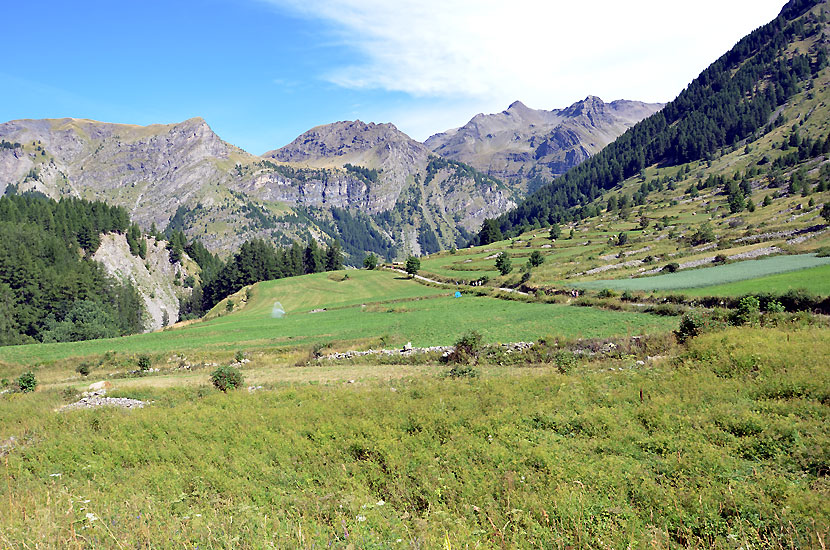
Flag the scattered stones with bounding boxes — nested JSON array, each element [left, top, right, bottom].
[[319, 341, 534, 362], [247, 385, 263, 393], [59, 389, 147, 412]]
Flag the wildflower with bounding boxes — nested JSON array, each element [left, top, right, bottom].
[[376, 500, 385, 506], [357, 515, 366, 522], [85, 512, 98, 522]]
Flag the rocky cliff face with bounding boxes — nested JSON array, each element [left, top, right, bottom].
[[0, 99, 654, 259], [92, 233, 195, 332], [426, 97, 664, 190], [266, 120, 518, 251]]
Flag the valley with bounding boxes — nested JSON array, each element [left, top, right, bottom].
[[1, 0, 830, 547]]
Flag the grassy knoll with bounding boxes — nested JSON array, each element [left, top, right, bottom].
[[570, 254, 830, 292], [0, 269, 674, 368], [677, 263, 830, 297], [1, 326, 827, 548]]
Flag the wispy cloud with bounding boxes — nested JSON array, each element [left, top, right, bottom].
[[261, 0, 785, 108]]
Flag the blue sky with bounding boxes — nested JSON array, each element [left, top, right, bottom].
[[1, 0, 785, 154]]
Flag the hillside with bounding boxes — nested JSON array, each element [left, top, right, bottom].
[[427, 97, 663, 192], [266, 120, 518, 254], [497, 0, 830, 235]]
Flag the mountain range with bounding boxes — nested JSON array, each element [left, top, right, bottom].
[[0, 96, 659, 260]]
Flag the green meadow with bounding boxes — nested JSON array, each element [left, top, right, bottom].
[[678, 263, 830, 297], [570, 254, 830, 293], [0, 270, 675, 368]]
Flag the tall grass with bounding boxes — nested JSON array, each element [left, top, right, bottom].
[[1, 326, 826, 548]]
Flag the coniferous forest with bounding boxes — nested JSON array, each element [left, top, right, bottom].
[[0, 193, 143, 345]]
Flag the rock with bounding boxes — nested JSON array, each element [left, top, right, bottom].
[[88, 381, 112, 392]]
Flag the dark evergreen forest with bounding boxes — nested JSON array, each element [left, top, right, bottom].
[[0, 193, 144, 345]]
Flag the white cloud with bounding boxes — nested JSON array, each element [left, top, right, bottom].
[[260, 0, 786, 139], [266, 0, 784, 103]]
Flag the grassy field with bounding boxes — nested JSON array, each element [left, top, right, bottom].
[[677, 263, 830, 297], [569, 254, 830, 292], [1, 325, 827, 548], [0, 269, 675, 369]]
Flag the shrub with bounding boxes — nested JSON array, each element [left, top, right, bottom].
[[675, 310, 705, 343], [235, 350, 246, 362], [137, 354, 151, 371], [528, 250, 544, 267], [765, 300, 785, 313], [76, 363, 91, 377], [621, 290, 634, 302], [447, 363, 479, 379], [363, 254, 378, 269], [553, 351, 577, 374], [733, 296, 761, 325], [816, 246, 830, 258], [617, 232, 629, 246], [597, 288, 616, 299], [447, 330, 483, 365], [211, 365, 244, 392], [16, 371, 37, 393], [663, 262, 680, 273]]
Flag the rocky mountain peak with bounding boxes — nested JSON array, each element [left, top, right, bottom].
[[266, 119, 428, 166], [426, 96, 664, 188]]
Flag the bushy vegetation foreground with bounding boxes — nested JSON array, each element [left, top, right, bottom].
[[0, 325, 827, 548]]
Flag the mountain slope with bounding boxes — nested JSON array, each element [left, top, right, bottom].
[[0, 117, 515, 258], [497, 0, 829, 235], [426, 97, 663, 191], [266, 120, 518, 253]]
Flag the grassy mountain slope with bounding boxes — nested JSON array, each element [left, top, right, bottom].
[[497, 0, 829, 235]]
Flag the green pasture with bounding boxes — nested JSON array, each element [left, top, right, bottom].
[[572, 254, 830, 292], [1, 326, 827, 547], [678, 263, 830, 297], [0, 270, 675, 367]]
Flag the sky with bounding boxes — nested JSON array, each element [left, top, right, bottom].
[[1, 0, 786, 154]]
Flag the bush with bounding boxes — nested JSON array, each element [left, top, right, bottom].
[[76, 363, 91, 377], [211, 365, 244, 392], [733, 296, 760, 325], [447, 363, 479, 379], [675, 310, 705, 343], [528, 250, 544, 267], [765, 300, 785, 313], [235, 350, 245, 362], [16, 371, 37, 393], [617, 232, 629, 246], [663, 262, 680, 273], [137, 354, 151, 371], [363, 254, 378, 269], [597, 288, 616, 299], [553, 351, 577, 374], [447, 330, 483, 365]]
